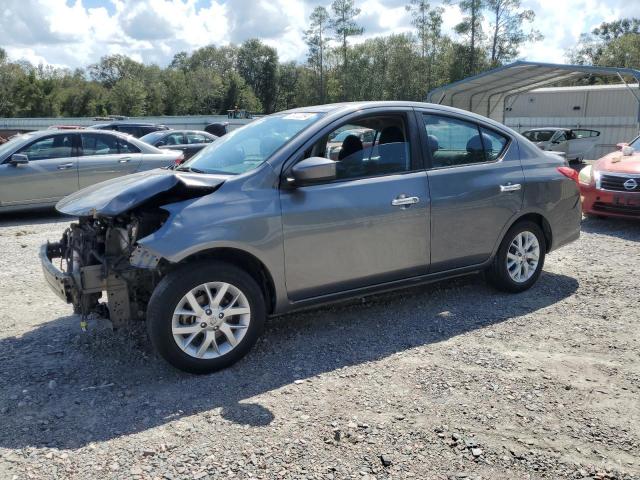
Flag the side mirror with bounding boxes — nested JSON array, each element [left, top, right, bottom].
[[9, 154, 29, 166], [616, 142, 629, 150], [621, 145, 635, 156], [288, 157, 337, 186]]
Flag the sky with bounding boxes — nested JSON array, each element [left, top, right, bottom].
[[1, 0, 639, 70]]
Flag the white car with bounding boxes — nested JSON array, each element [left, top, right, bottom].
[[522, 128, 600, 163]]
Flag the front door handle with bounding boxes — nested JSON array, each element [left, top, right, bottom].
[[118, 157, 132, 163], [57, 162, 74, 170], [391, 194, 420, 207], [500, 183, 522, 192]]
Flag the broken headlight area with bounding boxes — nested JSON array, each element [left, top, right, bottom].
[[47, 208, 169, 327]]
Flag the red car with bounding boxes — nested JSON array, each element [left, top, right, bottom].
[[579, 135, 640, 219]]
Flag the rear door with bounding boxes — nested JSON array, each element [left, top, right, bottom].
[[419, 111, 523, 272], [78, 133, 142, 188], [0, 133, 79, 206]]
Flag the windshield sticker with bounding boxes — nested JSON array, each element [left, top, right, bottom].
[[282, 113, 317, 121]]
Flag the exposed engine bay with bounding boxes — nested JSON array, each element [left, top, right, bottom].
[[40, 169, 228, 328], [45, 209, 168, 327]]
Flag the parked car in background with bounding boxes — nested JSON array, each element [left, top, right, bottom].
[[41, 101, 581, 373], [579, 135, 640, 219], [522, 127, 600, 163], [0, 129, 183, 212], [140, 130, 217, 161], [91, 122, 170, 138]]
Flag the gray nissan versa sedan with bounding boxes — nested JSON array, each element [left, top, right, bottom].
[[40, 102, 581, 373]]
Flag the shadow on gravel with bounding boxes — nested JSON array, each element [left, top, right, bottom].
[[0, 209, 70, 227], [0, 271, 578, 450], [581, 216, 640, 241]]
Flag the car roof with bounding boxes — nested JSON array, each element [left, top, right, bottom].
[[280, 101, 514, 134], [524, 127, 570, 132]]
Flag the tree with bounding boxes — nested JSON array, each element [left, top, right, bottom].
[[305, 6, 331, 103], [454, 0, 485, 76], [275, 62, 301, 110], [237, 39, 279, 113], [330, 0, 364, 99], [88, 54, 145, 88], [108, 77, 147, 116], [598, 33, 640, 69], [487, 0, 541, 66], [569, 18, 640, 67], [406, 0, 444, 93]]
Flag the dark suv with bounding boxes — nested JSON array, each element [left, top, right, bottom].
[[91, 122, 170, 138]]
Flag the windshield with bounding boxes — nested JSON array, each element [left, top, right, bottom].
[[629, 135, 640, 149], [180, 112, 322, 175], [0, 133, 34, 161], [140, 131, 167, 144], [523, 130, 555, 142]]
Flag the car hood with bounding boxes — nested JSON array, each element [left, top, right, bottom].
[[595, 151, 640, 174], [56, 168, 229, 217]]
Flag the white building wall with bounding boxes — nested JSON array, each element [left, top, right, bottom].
[[504, 84, 640, 159]]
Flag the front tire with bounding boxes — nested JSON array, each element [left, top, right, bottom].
[[486, 221, 546, 293], [147, 261, 265, 374]]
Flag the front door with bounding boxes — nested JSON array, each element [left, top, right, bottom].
[[419, 112, 524, 272], [0, 133, 79, 207], [280, 111, 430, 301]]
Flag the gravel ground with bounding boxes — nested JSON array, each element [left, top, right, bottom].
[[0, 210, 638, 480]]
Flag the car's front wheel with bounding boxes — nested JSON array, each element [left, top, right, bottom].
[[486, 221, 546, 293], [147, 261, 265, 374]]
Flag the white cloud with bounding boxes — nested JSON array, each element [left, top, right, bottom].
[[0, 0, 639, 69]]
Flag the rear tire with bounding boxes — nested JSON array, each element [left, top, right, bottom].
[[486, 221, 546, 293], [147, 261, 265, 374]]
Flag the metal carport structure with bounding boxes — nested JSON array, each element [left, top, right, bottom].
[[426, 61, 640, 123]]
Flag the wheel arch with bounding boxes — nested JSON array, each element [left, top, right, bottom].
[[171, 247, 277, 315], [495, 211, 553, 256]]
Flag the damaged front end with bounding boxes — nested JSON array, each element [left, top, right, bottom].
[[40, 169, 227, 327], [41, 209, 168, 327]]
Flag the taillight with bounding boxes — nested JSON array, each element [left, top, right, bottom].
[[557, 166, 579, 183], [174, 154, 185, 165]]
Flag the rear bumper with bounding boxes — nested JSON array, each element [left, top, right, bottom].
[[39, 243, 74, 303], [580, 185, 640, 219]]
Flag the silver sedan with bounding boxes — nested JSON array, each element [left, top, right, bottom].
[[0, 129, 183, 212]]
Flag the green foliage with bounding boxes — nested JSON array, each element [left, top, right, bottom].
[[568, 18, 640, 72], [237, 39, 279, 113], [0, 1, 560, 119], [330, 0, 364, 99], [486, 0, 541, 67]]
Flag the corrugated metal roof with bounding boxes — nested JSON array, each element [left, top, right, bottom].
[[426, 61, 640, 122]]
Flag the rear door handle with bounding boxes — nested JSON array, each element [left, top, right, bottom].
[[500, 183, 522, 192], [391, 194, 420, 207], [118, 157, 132, 163], [57, 162, 74, 170]]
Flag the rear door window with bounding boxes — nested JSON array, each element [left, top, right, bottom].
[[81, 133, 119, 156], [118, 139, 140, 153], [422, 114, 508, 167]]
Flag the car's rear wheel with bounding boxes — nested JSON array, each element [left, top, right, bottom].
[[147, 261, 265, 374], [486, 221, 546, 293]]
